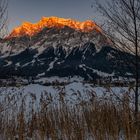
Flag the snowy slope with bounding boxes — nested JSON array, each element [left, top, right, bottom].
[[0, 26, 138, 80]]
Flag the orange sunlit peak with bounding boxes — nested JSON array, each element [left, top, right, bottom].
[[8, 16, 102, 38]]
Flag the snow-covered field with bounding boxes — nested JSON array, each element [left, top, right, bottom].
[[0, 82, 138, 140], [0, 82, 135, 111]]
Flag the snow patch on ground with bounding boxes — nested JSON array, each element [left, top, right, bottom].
[[47, 57, 58, 71], [79, 64, 114, 77], [4, 61, 12, 66]]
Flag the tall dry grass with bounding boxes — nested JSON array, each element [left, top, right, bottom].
[[0, 90, 140, 140]]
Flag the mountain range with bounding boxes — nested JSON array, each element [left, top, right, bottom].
[[0, 17, 138, 81]]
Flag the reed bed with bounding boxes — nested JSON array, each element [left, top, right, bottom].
[[0, 89, 139, 140]]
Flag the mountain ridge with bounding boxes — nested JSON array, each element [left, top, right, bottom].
[[8, 16, 102, 38], [0, 17, 139, 81]]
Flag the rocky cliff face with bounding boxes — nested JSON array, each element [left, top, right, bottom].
[[0, 17, 138, 80], [8, 16, 101, 38]]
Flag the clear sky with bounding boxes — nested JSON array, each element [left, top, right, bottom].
[[8, 0, 99, 31]]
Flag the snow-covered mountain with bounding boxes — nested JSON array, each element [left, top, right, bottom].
[[0, 17, 138, 80]]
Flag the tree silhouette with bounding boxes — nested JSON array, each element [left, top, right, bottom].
[[0, 0, 8, 37], [94, 0, 140, 134]]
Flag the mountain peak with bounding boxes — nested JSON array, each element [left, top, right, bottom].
[[8, 16, 102, 38]]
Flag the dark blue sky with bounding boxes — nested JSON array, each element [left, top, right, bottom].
[[8, 0, 100, 31]]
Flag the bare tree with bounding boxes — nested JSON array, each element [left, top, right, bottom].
[[0, 0, 8, 38], [94, 0, 140, 120]]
